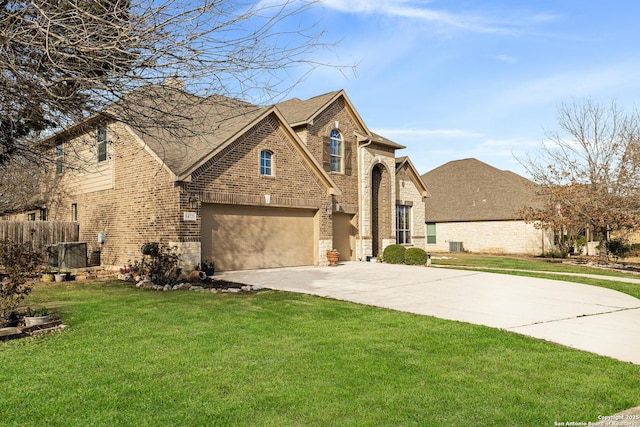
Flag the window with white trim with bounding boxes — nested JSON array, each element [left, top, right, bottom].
[[427, 223, 437, 244], [329, 129, 343, 173], [396, 205, 411, 244], [97, 126, 107, 162], [55, 144, 63, 174]]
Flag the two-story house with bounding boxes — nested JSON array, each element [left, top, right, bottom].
[[15, 87, 429, 271]]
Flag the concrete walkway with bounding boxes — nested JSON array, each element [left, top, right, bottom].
[[218, 261, 640, 365]]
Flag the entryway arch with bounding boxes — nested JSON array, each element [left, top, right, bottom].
[[371, 162, 391, 257]]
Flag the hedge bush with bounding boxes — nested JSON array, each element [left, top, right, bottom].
[[405, 248, 428, 265], [382, 244, 406, 264]]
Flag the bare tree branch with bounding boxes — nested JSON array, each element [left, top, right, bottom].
[[0, 0, 349, 164], [518, 98, 640, 249]]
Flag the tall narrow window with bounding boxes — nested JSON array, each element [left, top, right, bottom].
[[40, 208, 48, 221], [97, 126, 107, 162], [427, 223, 437, 244], [55, 144, 63, 174], [260, 150, 273, 176], [329, 129, 343, 173], [396, 205, 411, 244], [71, 203, 78, 222]]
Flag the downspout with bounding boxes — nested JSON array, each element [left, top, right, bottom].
[[359, 138, 373, 261]]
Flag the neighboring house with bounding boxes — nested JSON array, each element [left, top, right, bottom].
[[8, 87, 429, 271], [421, 158, 554, 254]]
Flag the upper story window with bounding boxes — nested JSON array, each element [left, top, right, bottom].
[[260, 150, 273, 176], [55, 144, 63, 174], [329, 129, 343, 173], [97, 126, 107, 162]]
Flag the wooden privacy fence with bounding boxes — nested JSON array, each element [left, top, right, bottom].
[[0, 221, 80, 249]]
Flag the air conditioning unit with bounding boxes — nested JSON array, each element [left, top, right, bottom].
[[47, 242, 88, 269], [449, 241, 464, 252]]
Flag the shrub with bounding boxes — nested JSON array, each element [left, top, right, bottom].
[[0, 240, 44, 318], [136, 243, 182, 286], [541, 249, 568, 259], [405, 248, 428, 265], [606, 238, 630, 261], [383, 244, 406, 264], [629, 243, 640, 257]]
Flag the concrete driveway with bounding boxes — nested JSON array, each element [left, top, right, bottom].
[[217, 261, 640, 364]]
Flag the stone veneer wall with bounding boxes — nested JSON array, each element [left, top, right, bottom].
[[396, 163, 426, 250], [425, 220, 553, 254]]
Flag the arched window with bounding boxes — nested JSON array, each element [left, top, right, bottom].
[[329, 129, 343, 173], [260, 150, 273, 176]]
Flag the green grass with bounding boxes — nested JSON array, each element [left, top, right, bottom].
[[2, 280, 639, 426], [432, 252, 640, 298], [430, 252, 633, 275]]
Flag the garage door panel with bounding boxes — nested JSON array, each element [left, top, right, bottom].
[[332, 212, 356, 261], [202, 204, 315, 270]]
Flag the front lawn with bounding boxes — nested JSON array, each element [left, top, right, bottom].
[[430, 252, 635, 276], [431, 252, 640, 299], [2, 280, 639, 426]]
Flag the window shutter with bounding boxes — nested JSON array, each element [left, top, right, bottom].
[[322, 136, 331, 171], [344, 142, 352, 175]]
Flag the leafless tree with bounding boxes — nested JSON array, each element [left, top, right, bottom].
[[1, 0, 343, 164], [0, 154, 63, 215], [519, 98, 640, 252]]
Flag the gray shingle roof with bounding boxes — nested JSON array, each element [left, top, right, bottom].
[[46, 86, 402, 183], [111, 86, 269, 178], [276, 91, 342, 126], [421, 158, 539, 222]]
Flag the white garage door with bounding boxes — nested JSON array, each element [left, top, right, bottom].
[[201, 204, 316, 271]]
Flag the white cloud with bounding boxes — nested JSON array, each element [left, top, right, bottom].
[[317, 0, 516, 33], [479, 137, 536, 149], [372, 128, 484, 139], [530, 13, 558, 23], [501, 65, 640, 106], [495, 54, 517, 64]]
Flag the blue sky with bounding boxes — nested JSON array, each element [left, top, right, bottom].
[[274, 0, 640, 177]]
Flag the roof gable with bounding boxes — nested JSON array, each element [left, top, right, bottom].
[[421, 158, 538, 222], [276, 90, 405, 150], [175, 106, 340, 195], [396, 156, 430, 198], [276, 90, 343, 127], [116, 89, 268, 178]]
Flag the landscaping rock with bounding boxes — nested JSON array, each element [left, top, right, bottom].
[[132, 279, 265, 294]]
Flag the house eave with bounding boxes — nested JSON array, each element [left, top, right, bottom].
[[355, 130, 406, 150]]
